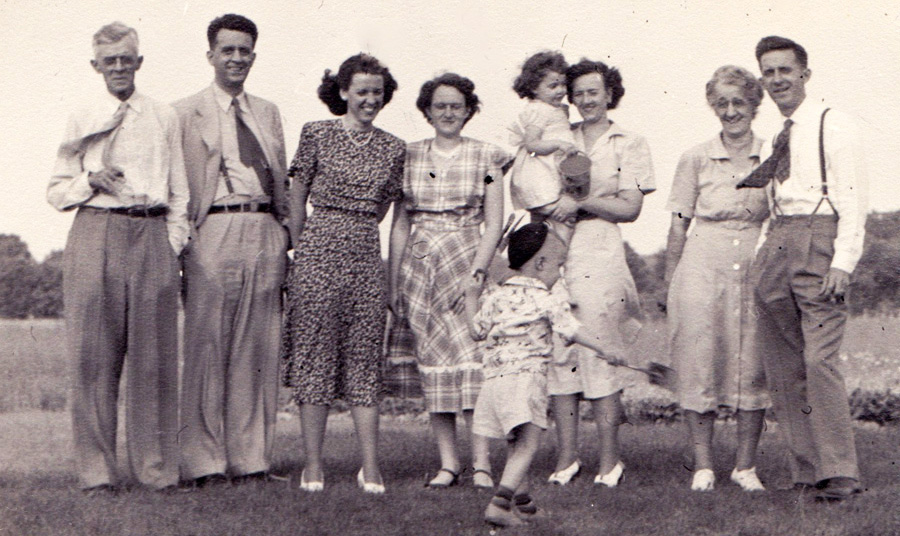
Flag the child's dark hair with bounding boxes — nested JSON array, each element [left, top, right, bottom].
[[565, 59, 625, 109], [513, 51, 568, 100], [415, 72, 481, 125], [318, 53, 398, 116], [508, 223, 549, 270]]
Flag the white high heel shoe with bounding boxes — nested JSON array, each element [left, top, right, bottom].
[[594, 461, 625, 487], [548, 460, 582, 486], [691, 468, 715, 491], [299, 469, 323, 492], [357, 468, 385, 495], [730, 467, 765, 491]]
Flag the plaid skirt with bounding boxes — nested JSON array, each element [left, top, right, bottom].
[[387, 218, 484, 413]]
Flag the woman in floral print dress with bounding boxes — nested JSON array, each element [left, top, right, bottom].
[[282, 54, 404, 494]]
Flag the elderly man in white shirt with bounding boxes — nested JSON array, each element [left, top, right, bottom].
[[737, 35, 867, 501], [48, 21, 188, 495]]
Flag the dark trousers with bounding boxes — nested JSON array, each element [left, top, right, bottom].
[[752, 215, 859, 483]]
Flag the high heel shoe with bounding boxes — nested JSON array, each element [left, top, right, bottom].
[[548, 460, 582, 486], [357, 468, 385, 495], [691, 468, 715, 491], [594, 461, 625, 487], [730, 467, 765, 492], [299, 469, 323, 492]]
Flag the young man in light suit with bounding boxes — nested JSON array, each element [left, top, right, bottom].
[[175, 13, 290, 488]]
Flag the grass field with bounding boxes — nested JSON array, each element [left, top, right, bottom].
[[1, 317, 899, 535]]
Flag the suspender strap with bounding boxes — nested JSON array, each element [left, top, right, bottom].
[[219, 156, 235, 194], [811, 108, 837, 217]]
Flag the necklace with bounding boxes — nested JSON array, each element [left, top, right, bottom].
[[342, 119, 374, 147]]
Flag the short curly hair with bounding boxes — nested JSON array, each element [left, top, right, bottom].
[[415, 73, 481, 126], [705, 65, 764, 116], [565, 59, 625, 110], [513, 51, 568, 100], [318, 53, 398, 116], [207, 14, 257, 49]]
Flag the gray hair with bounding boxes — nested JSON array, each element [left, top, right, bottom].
[[705, 65, 763, 111], [92, 22, 139, 56]]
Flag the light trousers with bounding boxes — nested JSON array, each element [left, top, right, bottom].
[[180, 212, 287, 479], [63, 208, 180, 489]]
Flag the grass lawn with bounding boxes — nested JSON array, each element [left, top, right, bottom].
[[1, 317, 899, 535], [2, 412, 900, 535]]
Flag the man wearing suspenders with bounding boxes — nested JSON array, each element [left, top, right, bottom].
[[175, 14, 290, 487], [738, 36, 868, 501]]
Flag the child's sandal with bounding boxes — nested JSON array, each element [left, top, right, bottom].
[[425, 468, 459, 489]]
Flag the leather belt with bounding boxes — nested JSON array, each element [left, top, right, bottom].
[[83, 205, 169, 218], [208, 202, 271, 215]]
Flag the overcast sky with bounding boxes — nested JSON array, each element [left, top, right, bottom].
[[2, 0, 898, 260]]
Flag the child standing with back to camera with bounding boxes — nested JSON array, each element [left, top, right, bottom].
[[509, 52, 589, 242], [466, 223, 623, 527]]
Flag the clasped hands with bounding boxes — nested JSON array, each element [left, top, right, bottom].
[[88, 167, 126, 195]]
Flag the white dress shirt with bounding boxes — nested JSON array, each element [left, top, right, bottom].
[[49, 91, 190, 254], [210, 83, 269, 204], [770, 98, 868, 274]]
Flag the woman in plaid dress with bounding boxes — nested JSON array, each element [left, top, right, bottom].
[[388, 73, 509, 488]]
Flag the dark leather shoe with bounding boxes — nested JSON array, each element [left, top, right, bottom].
[[815, 477, 862, 501], [181, 473, 229, 490], [82, 483, 118, 497], [232, 471, 290, 485]]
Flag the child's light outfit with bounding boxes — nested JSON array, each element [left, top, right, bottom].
[[508, 100, 577, 211], [471, 276, 580, 439]]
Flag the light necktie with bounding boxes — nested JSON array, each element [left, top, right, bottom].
[[736, 118, 794, 189], [232, 97, 273, 197], [101, 102, 128, 168], [57, 101, 127, 161]]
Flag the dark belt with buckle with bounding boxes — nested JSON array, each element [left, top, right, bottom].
[[84, 205, 169, 218], [208, 202, 271, 215]]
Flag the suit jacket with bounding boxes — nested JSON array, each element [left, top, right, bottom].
[[174, 86, 289, 229]]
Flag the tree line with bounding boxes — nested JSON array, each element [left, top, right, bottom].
[[2, 212, 899, 319]]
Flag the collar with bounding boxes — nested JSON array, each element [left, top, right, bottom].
[[502, 275, 550, 291], [572, 119, 624, 147], [706, 133, 764, 160], [103, 90, 143, 115], [782, 96, 826, 126], [426, 136, 466, 156], [211, 82, 247, 113]]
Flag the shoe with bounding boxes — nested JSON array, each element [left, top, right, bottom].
[[775, 481, 817, 492], [514, 495, 549, 520], [425, 468, 459, 489], [299, 469, 324, 492], [233, 471, 290, 485], [472, 468, 494, 489], [548, 460, 581, 486], [484, 501, 529, 527], [82, 483, 118, 497], [357, 468, 385, 495], [730, 467, 765, 492], [691, 468, 715, 492], [815, 477, 862, 502], [182, 473, 228, 490], [594, 461, 625, 487]]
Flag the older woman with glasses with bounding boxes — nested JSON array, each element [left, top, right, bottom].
[[664, 65, 770, 492]]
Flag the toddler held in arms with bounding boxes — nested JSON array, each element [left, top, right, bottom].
[[508, 52, 589, 242], [465, 223, 622, 527]]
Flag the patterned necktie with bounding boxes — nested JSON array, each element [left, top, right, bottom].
[[232, 97, 273, 197], [57, 101, 127, 161], [736, 118, 794, 189]]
